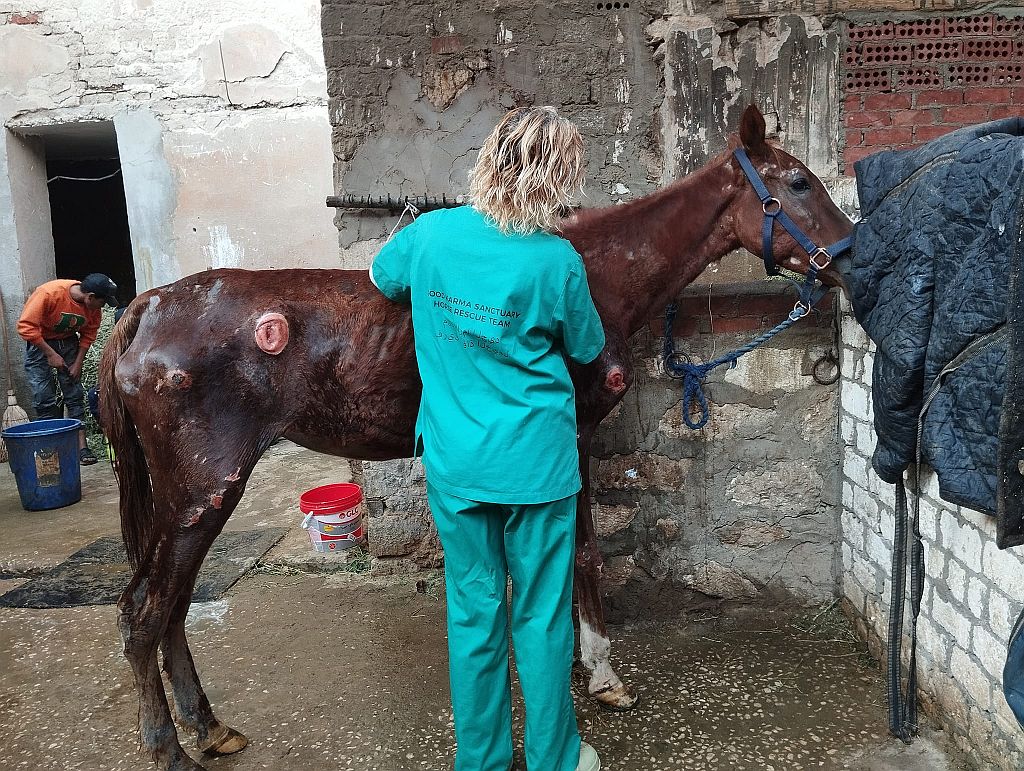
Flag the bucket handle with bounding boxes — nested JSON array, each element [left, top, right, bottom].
[[301, 513, 361, 540]]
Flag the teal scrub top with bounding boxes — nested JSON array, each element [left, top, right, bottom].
[[371, 205, 606, 504]]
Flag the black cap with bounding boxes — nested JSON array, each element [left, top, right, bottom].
[[80, 273, 118, 307]]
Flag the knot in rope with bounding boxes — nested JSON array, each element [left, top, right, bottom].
[[662, 302, 808, 430]]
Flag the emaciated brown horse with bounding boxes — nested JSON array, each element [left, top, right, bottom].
[[100, 105, 853, 770]]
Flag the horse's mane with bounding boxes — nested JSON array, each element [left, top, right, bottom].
[[558, 142, 740, 240]]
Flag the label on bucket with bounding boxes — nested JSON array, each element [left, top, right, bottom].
[[34, 448, 61, 487]]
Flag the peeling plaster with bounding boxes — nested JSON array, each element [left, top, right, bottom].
[[0, 26, 72, 105], [337, 71, 503, 247], [203, 225, 244, 269], [663, 14, 841, 182]]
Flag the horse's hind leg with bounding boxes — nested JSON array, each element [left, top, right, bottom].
[[153, 444, 268, 757], [120, 527, 222, 771], [122, 451, 261, 769], [161, 572, 248, 756]]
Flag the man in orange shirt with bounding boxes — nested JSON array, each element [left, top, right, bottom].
[[17, 273, 119, 465]]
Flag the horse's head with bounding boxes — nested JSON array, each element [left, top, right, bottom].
[[726, 105, 853, 288]]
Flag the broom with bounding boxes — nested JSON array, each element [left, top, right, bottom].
[[0, 289, 29, 463]]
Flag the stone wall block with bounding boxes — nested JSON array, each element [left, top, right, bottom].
[[973, 624, 1009, 682], [655, 517, 681, 541], [367, 513, 429, 558], [718, 520, 788, 548], [988, 589, 1017, 641], [840, 379, 872, 422], [725, 460, 826, 517], [594, 503, 640, 539], [944, 558, 967, 604], [950, 648, 993, 711], [593, 452, 693, 492], [683, 560, 759, 600]]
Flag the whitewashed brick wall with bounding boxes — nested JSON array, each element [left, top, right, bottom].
[[839, 298, 1024, 768]]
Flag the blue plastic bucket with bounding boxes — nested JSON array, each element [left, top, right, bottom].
[[2, 418, 83, 511]]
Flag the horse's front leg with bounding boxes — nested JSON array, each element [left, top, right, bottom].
[[568, 338, 639, 710], [574, 439, 639, 710]]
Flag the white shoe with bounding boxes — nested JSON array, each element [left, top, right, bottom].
[[577, 740, 601, 771]]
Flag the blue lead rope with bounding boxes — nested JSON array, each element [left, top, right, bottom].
[[664, 259, 830, 430]]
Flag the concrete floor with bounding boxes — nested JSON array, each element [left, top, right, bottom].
[[0, 441, 966, 770]]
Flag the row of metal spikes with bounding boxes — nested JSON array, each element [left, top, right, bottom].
[[325, 194, 464, 212]]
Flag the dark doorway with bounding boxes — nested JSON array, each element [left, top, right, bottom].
[[40, 122, 136, 306]]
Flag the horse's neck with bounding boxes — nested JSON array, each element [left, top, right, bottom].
[[570, 161, 738, 338]]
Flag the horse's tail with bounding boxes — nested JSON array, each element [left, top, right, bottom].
[[99, 298, 156, 570]]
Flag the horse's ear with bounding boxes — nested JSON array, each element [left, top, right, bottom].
[[739, 105, 768, 159]]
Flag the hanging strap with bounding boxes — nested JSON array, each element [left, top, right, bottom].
[[887, 324, 1009, 741], [386, 200, 420, 241]]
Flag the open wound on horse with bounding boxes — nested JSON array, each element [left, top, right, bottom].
[[255, 312, 289, 355]]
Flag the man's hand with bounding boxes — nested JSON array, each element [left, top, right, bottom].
[[45, 349, 66, 370], [68, 361, 83, 381]]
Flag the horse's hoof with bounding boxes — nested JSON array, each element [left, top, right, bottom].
[[590, 680, 639, 712], [572, 663, 640, 712], [199, 725, 249, 756]]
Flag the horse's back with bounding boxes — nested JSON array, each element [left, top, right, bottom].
[[112, 268, 420, 458]]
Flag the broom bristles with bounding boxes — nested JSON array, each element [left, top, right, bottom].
[[3, 406, 28, 424], [1, 390, 30, 463], [3, 391, 28, 425]]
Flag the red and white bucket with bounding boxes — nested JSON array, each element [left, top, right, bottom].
[[299, 483, 364, 553]]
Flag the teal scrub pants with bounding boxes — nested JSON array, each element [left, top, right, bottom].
[[427, 484, 581, 771]]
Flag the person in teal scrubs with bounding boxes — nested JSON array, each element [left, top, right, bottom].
[[370, 106, 605, 771]]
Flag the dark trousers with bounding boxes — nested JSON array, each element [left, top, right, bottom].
[[24, 337, 85, 422]]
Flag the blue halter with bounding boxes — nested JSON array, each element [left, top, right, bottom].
[[663, 149, 854, 430], [732, 147, 852, 278]]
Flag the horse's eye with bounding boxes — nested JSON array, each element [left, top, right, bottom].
[[790, 177, 811, 193]]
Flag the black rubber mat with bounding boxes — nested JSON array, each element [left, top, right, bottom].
[[0, 528, 287, 608]]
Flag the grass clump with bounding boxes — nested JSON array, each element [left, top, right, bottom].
[[80, 307, 116, 456]]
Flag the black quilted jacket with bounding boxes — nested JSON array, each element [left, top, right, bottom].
[[844, 117, 1024, 549]]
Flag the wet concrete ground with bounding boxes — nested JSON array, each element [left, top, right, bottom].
[[0, 442, 966, 770]]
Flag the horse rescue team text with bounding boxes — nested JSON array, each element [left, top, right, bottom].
[[428, 289, 521, 328]]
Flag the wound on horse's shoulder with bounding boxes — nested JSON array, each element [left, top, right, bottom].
[[605, 366, 626, 394]]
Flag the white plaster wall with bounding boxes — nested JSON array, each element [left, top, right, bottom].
[[839, 297, 1024, 769], [0, 0, 337, 300], [0, 132, 53, 401]]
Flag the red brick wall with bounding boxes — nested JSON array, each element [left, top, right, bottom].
[[843, 13, 1024, 173], [653, 288, 835, 338]]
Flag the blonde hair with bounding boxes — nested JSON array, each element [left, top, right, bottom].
[[468, 106, 585, 235]]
